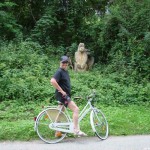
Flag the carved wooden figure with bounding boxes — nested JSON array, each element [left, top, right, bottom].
[[74, 43, 94, 72]]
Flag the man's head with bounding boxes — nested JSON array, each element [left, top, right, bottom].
[[60, 56, 69, 70]]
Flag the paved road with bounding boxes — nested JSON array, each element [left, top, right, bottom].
[[0, 135, 150, 150]]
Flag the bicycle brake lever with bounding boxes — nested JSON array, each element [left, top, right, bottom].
[[74, 96, 82, 100]]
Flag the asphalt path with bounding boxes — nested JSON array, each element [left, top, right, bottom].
[[0, 135, 150, 150]]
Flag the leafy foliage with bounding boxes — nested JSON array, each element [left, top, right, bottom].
[[0, 1, 149, 141], [83, 0, 150, 79], [70, 69, 150, 106], [0, 0, 149, 105], [0, 2, 22, 40], [0, 41, 149, 105], [30, 0, 110, 46], [0, 41, 56, 102]]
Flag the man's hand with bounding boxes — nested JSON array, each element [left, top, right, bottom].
[[51, 78, 66, 96], [60, 90, 67, 96]]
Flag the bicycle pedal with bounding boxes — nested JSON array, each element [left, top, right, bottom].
[[55, 131, 62, 137]]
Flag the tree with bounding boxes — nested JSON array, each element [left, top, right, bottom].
[[0, 1, 21, 40], [30, 0, 110, 46]]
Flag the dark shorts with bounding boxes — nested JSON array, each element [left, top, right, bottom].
[[55, 93, 71, 107]]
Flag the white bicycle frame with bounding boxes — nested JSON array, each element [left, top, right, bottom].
[[47, 98, 96, 134]]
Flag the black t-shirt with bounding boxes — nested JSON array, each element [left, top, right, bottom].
[[53, 68, 71, 97]]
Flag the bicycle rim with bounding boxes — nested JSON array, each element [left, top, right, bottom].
[[36, 108, 68, 144], [91, 109, 108, 140]]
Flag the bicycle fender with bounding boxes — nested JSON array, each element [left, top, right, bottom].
[[90, 110, 96, 132]]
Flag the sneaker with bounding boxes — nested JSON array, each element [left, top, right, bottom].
[[55, 131, 62, 137]]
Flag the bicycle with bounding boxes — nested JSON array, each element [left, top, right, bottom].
[[34, 90, 109, 144]]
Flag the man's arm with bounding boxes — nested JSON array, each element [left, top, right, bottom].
[[50, 78, 66, 96]]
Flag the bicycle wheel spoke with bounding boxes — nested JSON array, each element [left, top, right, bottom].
[[36, 108, 68, 144], [91, 109, 108, 140]]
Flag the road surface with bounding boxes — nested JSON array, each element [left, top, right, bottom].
[[0, 135, 150, 150]]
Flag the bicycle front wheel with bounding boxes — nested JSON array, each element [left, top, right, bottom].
[[90, 108, 108, 140], [36, 108, 68, 144]]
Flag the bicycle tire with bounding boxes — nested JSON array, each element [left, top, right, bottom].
[[90, 108, 108, 140], [36, 108, 69, 144]]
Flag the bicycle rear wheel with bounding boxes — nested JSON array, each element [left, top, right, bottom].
[[36, 108, 68, 144], [90, 108, 108, 140]]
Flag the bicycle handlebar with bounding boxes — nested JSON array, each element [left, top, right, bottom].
[[87, 90, 96, 99], [73, 90, 96, 101]]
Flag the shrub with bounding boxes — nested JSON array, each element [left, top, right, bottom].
[[0, 2, 22, 40], [0, 41, 56, 102]]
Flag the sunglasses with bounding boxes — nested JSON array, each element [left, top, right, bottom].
[[62, 61, 68, 64]]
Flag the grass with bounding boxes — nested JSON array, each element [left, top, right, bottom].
[[104, 105, 150, 135], [0, 100, 150, 141]]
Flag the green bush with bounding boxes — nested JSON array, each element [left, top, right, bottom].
[[0, 2, 22, 40], [0, 41, 57, 102], [82, 0, 150, 80], [69, 68, 150, 106], [0, 41, 149, 106]]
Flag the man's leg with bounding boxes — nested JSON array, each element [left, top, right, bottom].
[[55, 104, 65, 137], [68, 101, 87, 136], [57, 104, 65, 111], [68, 101, 79, 132]]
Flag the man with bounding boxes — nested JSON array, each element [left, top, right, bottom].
[[50, 56, 86, 136]]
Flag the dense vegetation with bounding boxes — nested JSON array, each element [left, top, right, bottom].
[[0, 0, 149, 105], [0, 0, 150, 140]]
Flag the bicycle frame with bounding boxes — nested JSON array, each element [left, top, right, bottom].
[[48, 99, 95, 134], [79, 100, 94, 122]]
